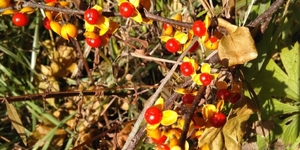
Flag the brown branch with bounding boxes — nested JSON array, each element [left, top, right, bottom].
[[0, 85, 161, 103], [143, 9, 193, 29], [246, 0, 285, 27], [1, 1, 193, 28], [179, 85, 206, 148]]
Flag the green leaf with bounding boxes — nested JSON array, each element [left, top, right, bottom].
[[250, 42, 299, 101], [261, 98, 300, 118], [278, 42, 300, 100], [278, 113, 300, 146]]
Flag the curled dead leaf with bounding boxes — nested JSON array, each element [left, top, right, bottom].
[[217, 18, 258, 66]]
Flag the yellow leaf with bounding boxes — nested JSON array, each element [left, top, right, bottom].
[[161, 110, 178, 126], [174, 31, 188, 44], [131, 9, 143, 23], [159, 36, 172, 43], [45, 2, 56, 6], [129, 0, 140, 7], [5, 99, 27, 146]]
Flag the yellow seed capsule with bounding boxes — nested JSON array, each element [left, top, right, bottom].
[[61, 23, 78, 40], [0, 0, 11, 8], [19, 7, 35, 14], [204, 14, 211, 29], [50, 21, 62, 35]]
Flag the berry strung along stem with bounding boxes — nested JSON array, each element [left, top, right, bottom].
[[5, 0, 194, 29]]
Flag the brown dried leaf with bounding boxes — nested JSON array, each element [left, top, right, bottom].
[[5, 99, 27, 146], [217, 18, 258, 66], [28, 124, 66, 148], [198, 96, 257, 149]]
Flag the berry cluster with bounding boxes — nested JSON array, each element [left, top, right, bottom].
[[161, 14, 221, 55], [144, 98, 190, 149]]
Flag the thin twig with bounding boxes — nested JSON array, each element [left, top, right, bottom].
[[246, 0, 285, 27], [143, 9, 193, 28], [121, 37, 199, 150], [0, 85, 160, 103], [70, 38, 95, 85], [178, 86, 206, 148], [130, 52, 180, 64]]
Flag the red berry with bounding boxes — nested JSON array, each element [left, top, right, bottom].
[[165, 38, 181, 53], [151, 135, 167, 144], [163, 23, 171, 30], [192, 20, 206, 37], [210, 112, 227, 128], [12, 13, 29, 27], [155, 144, 170, 150], [200, 73, 212, 86], [144, 106, 163, 125], [182, 93, 195, 104], [229, 93, 241, 104], [119, 2, 135, 18], [209, 36, 218, 43], [189, 41, 199, 53], [43, 17, 51, 30], [216, 89, 230, 100], [86, 36, 102, 48], [84, 9, 100, 25], [45, 0, 58, 2], [180, 62, 194, 76]]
